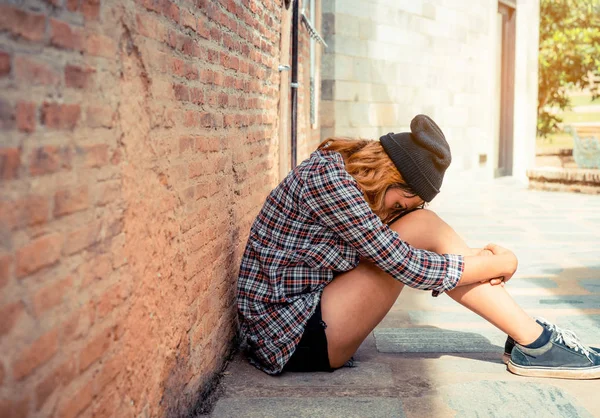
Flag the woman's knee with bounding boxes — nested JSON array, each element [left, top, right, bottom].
[[390, 208, 442, 227], [388, 209, 446, 250]]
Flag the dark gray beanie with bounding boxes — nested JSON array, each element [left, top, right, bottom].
[[379, 114, 451, 202]]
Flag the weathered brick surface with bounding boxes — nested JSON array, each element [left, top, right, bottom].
[[0, 1, 318, 417]]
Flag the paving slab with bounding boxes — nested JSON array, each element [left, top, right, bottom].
[[211, 397, 406, 418], [443, 381, 594, 418], [222, 357, 394, 389], [579, 278, 600, 293], [374, 327, 505, 353], [426, 294, 600, 309], [503, 277, 558, 288]]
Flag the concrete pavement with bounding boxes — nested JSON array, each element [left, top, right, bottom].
[[209, 177, 600, 418]]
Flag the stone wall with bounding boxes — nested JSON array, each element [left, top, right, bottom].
[[320, 0, 539, 181], [0, 1, 317, 417]]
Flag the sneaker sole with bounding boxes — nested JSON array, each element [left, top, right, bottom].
[[507, 361, 600, 379]]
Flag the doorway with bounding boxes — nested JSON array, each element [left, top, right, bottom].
[[495, 1, 516, 177]]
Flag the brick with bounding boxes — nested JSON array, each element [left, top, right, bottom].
[[16, 102, 36, 133], [36, 357, 77, 410], [195, 181, 220, 199], [96, 282, 129, 320], [85, 34, 117, 58], [0, 396, 29, 418], [63, 220, 101, 255], [54, 186, 89, 217], [96, 182, 120, 206], [92, 388, 119, 418], [181, 37, 196, 56], [15, 233, 62, 277], [41, 102, 80, 130], [32, 276, 73, 316], [0, 194, 50, 230], [190, 88, 204, 104], [110, 236, 126, 268], [179, 135, 193, 153], [136, 13, 167, 42], [110, 148, 122, 165], [14, 56, 59, 86], [81, 143, 110, 167], [50, 19, 83, 51], [65, 64, 94, 89], [29, 146, 72, 176], [104, 213, 123, 237], [79, 253, 112, 287], [188, 154, 229, 178], [181, 9, 196, 30], [66, 0, 79, 11], [194, 136, 220, 152], [0, 148, 20, 179], [85, 106, 113, 128], [0, 50, 10, 77], [81, 0, 100, 20], [0, 5, 46, 42], [0, 301, 24, 337], [79, 327, 112, 371], [58, 379, 94, 418], [210, 26, 221, 42], [62, 302, 94, 342], [0, 98, 14, 130], [163, 1, 180, 23], [173, 83, 189, 101], [184, 63, 198, 80], [95, 355, 122, 394], [13, 328, 59, 380], [171, 57, 184, 77], [197, 16, 210, 39], [0, 254, 11, 289]]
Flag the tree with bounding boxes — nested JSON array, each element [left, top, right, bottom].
[[538, 0, 600, 138]]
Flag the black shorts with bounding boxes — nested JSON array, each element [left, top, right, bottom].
[[283, 301, 333, 372]]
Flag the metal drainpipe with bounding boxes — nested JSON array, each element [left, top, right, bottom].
[[309, 0, 315, 128], [290, 0, 299, 169]]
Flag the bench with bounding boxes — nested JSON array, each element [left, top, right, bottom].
[[567, 125, 600, 169]]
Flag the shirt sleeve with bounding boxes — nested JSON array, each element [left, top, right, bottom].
[[300, 153, 464, 295]]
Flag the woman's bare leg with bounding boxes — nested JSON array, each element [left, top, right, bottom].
[[321, 260, 405, 368], [321, 209, 543, 368], [392, 210, 544, 346]]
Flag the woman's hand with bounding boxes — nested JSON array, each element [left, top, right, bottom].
[[476, 248, 504, 286], [459, 244, 518, 288], [484, 243, 518, 283]]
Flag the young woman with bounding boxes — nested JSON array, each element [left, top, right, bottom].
[[237, 114, 600, 379]]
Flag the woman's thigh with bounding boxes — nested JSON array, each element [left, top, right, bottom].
[[320, 209, 471, 368], [320, 260, 404, 368]]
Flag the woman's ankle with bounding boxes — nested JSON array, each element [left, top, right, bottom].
[[514, 323, 546, 347]]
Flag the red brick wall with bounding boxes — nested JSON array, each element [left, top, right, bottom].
[[0, 1, 318, 417]]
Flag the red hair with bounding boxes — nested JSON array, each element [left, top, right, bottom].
[[317, 138, 418, 223]]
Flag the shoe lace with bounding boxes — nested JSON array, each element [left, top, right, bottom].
[[536, 317, 593, 362]]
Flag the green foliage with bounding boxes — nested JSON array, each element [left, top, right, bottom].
[[538, 0, 600, 137]]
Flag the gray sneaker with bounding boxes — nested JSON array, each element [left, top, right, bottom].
[[507, 319, 600, 379]]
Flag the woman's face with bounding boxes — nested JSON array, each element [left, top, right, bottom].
[[383, 188, 424, 215]]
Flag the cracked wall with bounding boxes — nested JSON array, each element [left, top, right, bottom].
[[0, 0, 318, 417]]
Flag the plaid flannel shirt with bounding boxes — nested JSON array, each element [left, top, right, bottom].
[[237, 149, 464, 374]]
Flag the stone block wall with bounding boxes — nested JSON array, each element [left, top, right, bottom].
[[0, 1, 317, 417], [320, 0, 539, 180]]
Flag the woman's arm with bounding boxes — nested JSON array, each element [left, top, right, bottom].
[[458, 244, 518, 287]]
